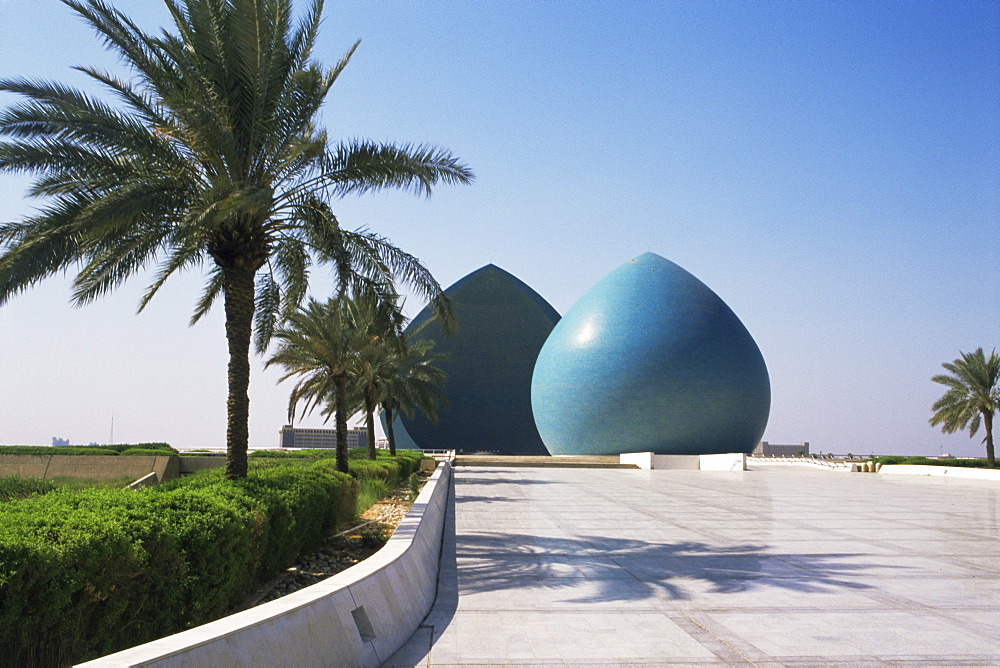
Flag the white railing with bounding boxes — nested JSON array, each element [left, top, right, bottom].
[[420, 449, 456, 462], [748, 455, 852, 470]]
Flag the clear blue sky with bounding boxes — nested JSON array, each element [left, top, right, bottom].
[[0, 0, 996, 456]]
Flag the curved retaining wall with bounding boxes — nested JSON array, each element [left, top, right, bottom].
[[78, 462, 453, 668]]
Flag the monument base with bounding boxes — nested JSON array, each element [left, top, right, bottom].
[[619, 452, 746, 471]]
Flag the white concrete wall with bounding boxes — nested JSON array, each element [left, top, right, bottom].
[[619, 453, 745, 470], [699, 453, 746, 471], [78, 462, 452, 668], [619, 452, 654, 469], [655, 455, 702, 470]]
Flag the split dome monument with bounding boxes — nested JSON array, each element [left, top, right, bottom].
[[388, 264, 559, 456], [391, 253, 770, 457], [532, 252, 770, 456]]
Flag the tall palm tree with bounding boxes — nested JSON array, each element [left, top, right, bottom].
[[352, 349, 391, 461], [344, 291, 406, 460], [930, 348, 999, 467], [0, 0, 472, 478], [266, 295, 394, 472], [325, 295, 447, 460], [379, 338, 447, 456]]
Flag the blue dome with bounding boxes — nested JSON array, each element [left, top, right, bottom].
[[531, 253, 770, 455], [399, 265, 559, 455], [381, 413, 420, 451]]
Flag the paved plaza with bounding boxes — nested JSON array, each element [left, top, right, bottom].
[[386, 466, 1000, 666]]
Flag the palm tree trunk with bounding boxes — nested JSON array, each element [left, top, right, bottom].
[[365, 391, 378, 460], [984, 411, 995, 468], [334, 375, 350, 474], [385, 405, 397, 456], [223, 266, 255, 479]]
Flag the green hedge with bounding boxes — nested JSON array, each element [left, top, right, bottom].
[[252, 447, 423, 461], [0, 446, 120, 456], [873, 456, 992, 468], [348, 450, 423, 487], [0, 443, 178, 456], [119, 448, 175, 456], [0, 476, 56, 502], [102, 443, 176, 454], [0, 460, 357, 667], [248, 448, 336, 459]]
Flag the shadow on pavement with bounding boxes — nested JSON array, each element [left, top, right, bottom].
[[452, 532, 898, 602]]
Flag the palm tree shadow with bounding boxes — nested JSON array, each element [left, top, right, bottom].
[[428, 482, 907, 612], [453, 533, 897, 604], [410, 474, 913, 667]]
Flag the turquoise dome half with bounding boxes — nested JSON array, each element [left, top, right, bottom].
[[399, 264, 559, 455], [531, 253, 770, 455]]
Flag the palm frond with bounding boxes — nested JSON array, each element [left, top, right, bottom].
[[930, 348, 999, 444], [190, 267, 224, 324], [5, 0, 472, 477], [323, 140, 474, 198]]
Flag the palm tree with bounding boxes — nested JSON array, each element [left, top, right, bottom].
[[930, 348, 999, 467], [353, 348, 391, 461], [0, 0, 472, 478], [344, 291, 406, 460], [379, 338, 447, 456], [266, 295, 392, 472], [314, 295, 447, 460]]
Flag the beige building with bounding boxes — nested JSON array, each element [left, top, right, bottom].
[[278, 425, 369, 449], [753, 441, 810, 456]]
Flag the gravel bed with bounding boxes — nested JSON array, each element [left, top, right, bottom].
[[237, 472, 429, 610]]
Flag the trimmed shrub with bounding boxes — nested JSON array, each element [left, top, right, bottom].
[[118, 443, 177, 454], [0, 487, 247, 664], [305, 459, 358, 528], [392, 450, 425, 477], [350, 458, 403, 487], [0, 446, 59, 455], [119, 448, 175, 456], [249, 448, 336, 459], [160, 463, 357, 581], [0, 476, 56, 502], [83, 443, 178, 455], [0, 462, 357, 666], [347, 448, 424, 480], [0, 446, 120, 456], [873, 456, 992, 468]]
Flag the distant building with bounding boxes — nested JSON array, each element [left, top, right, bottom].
[[754, 441, 810, 456], [278, 425, 368, 450], [52, 437, 70, 446]]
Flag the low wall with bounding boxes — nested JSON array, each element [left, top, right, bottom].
[[178, 456, 226, 474], [0, 454, 228, 483], [619, 453, 746, 471], [0, 454, 179, 483], [77, 461, 453, 668], [879, 464, 1000, 481], [699, 453, 747, 471]]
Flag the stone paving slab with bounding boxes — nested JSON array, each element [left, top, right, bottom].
[[384, 467, 1000, 666]]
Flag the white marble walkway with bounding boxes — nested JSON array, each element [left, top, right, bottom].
[[385, 466, 1000, 666]]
